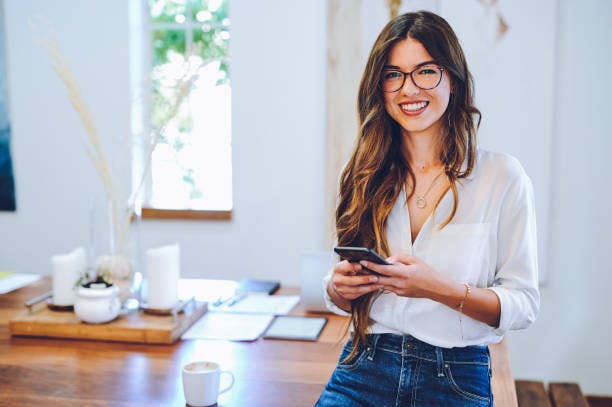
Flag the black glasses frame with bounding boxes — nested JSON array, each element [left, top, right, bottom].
[[381, 65, 446, 93]]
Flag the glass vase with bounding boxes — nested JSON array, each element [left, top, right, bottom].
[[89, 196, 142, 309]]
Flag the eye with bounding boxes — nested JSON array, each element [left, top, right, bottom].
[[383, 71, 403, 80], [417, 66, 439, 75]]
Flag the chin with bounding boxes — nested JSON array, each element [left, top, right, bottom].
[[398, 119, 440, 135]]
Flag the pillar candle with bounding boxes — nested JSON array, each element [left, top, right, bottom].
[[145, 243, 180, 309], [52, 247, 87, 306]]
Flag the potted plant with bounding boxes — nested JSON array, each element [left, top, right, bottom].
[[73, 269, 121, 324]]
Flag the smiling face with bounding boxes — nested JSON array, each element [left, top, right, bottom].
[[383, 37, 452, 140]]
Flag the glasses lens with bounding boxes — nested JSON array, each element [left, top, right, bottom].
[[412, 65, 442, 90], [382, 70, 405, 92]]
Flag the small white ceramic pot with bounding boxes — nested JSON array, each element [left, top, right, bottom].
[[74, 283, 121, 324]]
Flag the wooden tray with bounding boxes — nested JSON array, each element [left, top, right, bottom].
[[9, 301, 207, 344]]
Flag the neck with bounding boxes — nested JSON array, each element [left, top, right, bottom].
[[401, 130, 442, 172]]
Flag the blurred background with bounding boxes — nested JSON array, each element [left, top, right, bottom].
[[0, 0, 610, 397]]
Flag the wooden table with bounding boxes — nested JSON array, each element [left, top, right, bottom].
[[0, 278, 518, 406]]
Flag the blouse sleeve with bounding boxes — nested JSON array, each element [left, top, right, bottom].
[[322, 271, 351, 316], [487, 164, 540, 335]]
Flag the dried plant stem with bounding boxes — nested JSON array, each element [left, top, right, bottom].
[[41, 38, 125, 251], [39, 29, 201, 259]]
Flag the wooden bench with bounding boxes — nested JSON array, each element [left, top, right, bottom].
[[549, 383, 590, 407], [516, 380, 551, 407], [515, 380, 596, 407]]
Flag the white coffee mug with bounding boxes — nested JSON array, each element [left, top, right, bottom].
[[182, 361, 234, 407]]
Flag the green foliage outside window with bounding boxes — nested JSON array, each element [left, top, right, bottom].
[[150, 0, 229, 66], [148, 0, 230, 206]]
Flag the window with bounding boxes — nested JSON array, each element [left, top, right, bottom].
[[145, 0, 231, 212]]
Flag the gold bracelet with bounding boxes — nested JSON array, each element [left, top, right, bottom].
[[458, 283, 471, 313], [458, 283, 471, 341]]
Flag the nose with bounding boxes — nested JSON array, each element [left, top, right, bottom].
[[400, 75, 420, 96]]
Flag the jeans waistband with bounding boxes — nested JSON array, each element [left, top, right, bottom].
[[363, 333, 490, 366]]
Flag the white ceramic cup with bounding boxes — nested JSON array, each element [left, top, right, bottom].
[[182, 361, 234, 407]]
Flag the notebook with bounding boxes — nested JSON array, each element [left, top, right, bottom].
[[263, 315, 328, 341], [210, 294, 300, 315], [0, 272, 42, 294], [181, 313, 274, 341]]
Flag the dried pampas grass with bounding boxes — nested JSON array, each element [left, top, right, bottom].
[[35, 20, 200, 258]]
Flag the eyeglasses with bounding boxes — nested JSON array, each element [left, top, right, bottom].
[[381, 64, 446, 92]]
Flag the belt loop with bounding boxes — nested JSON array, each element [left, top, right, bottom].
[[366, 334, 380, 361], [435, 347, 445, 377]]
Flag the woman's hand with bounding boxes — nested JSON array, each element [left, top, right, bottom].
[[359, 253, 502, 327], [360, 253, 445, 300], [329, 260, 381, 301]]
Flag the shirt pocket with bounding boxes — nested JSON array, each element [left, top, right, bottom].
[[425, 223, 491, 283]]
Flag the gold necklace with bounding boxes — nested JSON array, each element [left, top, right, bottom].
[[410, 171, 445, 209], [414, 161, 440, 173]]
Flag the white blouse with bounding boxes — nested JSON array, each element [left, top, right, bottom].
[[323, 149, 540, 348]]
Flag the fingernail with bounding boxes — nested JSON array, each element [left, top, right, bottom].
[[359, 261, 368, 267], [370, 276, 378, 283]]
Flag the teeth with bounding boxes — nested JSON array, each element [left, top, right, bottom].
[[401, 101, 428, 111]]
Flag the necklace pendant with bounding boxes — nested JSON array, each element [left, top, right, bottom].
[[416, 196, 427, 209]]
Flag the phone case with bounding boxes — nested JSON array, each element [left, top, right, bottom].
[[333, 246, 390, 265]]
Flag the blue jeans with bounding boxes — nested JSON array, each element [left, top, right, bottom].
[[316, 334, 493, 407]]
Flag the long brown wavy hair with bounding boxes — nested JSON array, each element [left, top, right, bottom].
[[336, 11, 481, 359]]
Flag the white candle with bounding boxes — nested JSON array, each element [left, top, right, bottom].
[[52, 247, 87, 306], [145, 243, 180, 309]]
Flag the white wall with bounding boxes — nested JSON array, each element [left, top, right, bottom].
[[0, 0, 327, 286], [507, 0, 612, 395], [1, 0, 131, 268]]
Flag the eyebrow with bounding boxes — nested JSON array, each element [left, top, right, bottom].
[[383, 60, 437, 70]]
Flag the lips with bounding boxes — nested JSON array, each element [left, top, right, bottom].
[[399, 101, 429, 115]]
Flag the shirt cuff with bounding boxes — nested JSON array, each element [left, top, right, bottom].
[[487, 286, 538, 336], [322, 273, 351, 316]]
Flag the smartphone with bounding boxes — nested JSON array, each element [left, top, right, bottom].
[[333, 246, 390, 275]]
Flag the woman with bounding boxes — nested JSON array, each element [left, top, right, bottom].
[[317, 11, 539, 407]]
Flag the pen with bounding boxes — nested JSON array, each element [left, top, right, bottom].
[[226, 295, 246, 307], [213, 295, 233, 307]]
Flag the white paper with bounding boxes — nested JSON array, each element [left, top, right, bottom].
[[181, 313, 274, 341], [145, 243, 180, 309], [0, 272, 42, 294], [210, 295, 300, 315]]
